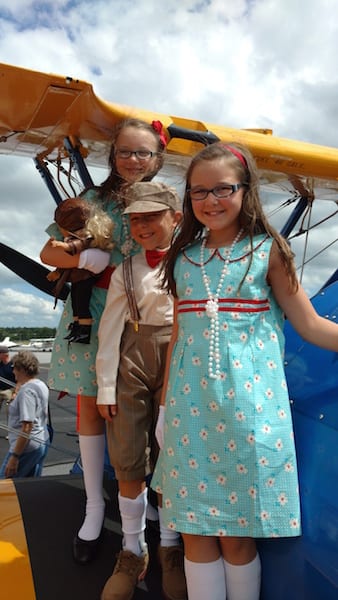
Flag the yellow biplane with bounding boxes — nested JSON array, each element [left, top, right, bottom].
[[0, 62, 337, 600]]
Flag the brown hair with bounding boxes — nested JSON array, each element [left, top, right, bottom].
[[12, 351, 39, 377], [163, 142, 298, 296], [96, 118, 166, 199]]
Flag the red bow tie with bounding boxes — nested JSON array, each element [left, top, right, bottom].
[[145, 249, 167, 268]]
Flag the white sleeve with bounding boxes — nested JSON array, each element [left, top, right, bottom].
[[96, 266, 129, 405], [78, 248, 110, 274]]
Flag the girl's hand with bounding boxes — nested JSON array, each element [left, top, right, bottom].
[[155, 405, 166, 449], [51, 240, 68, 249], [97, 404, 117, 421]]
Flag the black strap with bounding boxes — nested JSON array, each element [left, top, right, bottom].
[[47, 403, 54, 443], [122, 256, 140, 331]]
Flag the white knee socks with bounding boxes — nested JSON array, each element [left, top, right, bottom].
[[184, 557, 226, 600], [223, 554, 261, 600], [158, 506, 181, 547], [118, 489, 148, 556], [78, 433, 105, 541]]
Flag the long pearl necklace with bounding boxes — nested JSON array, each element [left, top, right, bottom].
[[200, 228, 243, 379]]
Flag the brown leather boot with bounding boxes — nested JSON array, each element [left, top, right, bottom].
[[101, 548, 149, 600], [158, 545, 187, 600]]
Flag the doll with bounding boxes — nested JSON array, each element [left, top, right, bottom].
[[47, 197, 114, 344]]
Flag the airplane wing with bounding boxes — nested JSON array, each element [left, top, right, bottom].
[[2, 61, 338, 194], [0, 61, 337, 296]]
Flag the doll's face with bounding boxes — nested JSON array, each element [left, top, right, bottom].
[[114, 126, 161, 183]]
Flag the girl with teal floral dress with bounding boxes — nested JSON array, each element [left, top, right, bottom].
[[152, 142, 338, 600], [40, 118, 167, 564]]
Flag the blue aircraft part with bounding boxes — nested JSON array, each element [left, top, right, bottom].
[[259, 280, 338, 599]]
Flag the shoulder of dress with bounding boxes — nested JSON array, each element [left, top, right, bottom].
[[181, 240, 204, 265], [230, 233, 271, 263]]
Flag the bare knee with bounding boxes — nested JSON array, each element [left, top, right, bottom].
[[182, 534, 221, 562], [219, 536, 257, 564], [79, 395, 105, 435], [118, 479, 146, 499]]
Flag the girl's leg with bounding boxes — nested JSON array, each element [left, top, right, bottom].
[[183, 534, 226, 600], [77, 395, 106, 541], [118, 480, 148, 556], [220, 537, 261, 600], [157, 494, 187, 599]]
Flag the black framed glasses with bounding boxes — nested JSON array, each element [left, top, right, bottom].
[[188, 183, 246, 201], [115, 149, 157, 160]]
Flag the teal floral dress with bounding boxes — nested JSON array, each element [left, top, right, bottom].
[[47, 189, 139, 396], [152, 234, 301, 538]]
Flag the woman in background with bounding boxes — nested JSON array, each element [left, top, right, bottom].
[[0, 350, 49, 478]]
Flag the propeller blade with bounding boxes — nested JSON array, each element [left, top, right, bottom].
[[0, 242, 70, 301]]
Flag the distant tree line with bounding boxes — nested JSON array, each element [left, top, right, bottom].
[[0, 327, 56, 342]]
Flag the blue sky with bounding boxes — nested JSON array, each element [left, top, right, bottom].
[[0, 0, 337, 326]]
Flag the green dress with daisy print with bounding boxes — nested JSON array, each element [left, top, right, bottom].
[[47, 188, 139, 397], [152, 233, 301, 538]]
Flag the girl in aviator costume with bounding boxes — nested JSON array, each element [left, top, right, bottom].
[[152, 142, 338, 600]]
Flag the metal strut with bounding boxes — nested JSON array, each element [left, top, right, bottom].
[[34, 157, 63, 205], [63, 137, 94, 189], [280, 196, 309, 238], [167, 124, 220, 146]]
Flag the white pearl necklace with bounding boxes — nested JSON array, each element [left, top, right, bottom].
[[200, 228, 243, 379]]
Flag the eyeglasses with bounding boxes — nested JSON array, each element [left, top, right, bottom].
[[188, 183, 246, 201], [115, 149, 157, 160]]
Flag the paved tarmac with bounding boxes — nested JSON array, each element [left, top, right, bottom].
[[0, 351, 80, 475]]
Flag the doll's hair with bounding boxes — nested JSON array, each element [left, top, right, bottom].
[[55, 197, 114, 251], [85, 204, 114, 251], [162, 142, 298, 296], [97, 118, 166, 198]]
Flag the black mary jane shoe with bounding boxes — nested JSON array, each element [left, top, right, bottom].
[[64, 321, 78, 340], [72, 533, 102, 565], [68, 324, 91, 344]]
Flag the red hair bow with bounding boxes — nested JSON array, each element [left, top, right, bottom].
[[151, 120, 168, 148]]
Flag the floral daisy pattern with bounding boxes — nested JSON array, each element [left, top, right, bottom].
[[152, 234, 300, 538]]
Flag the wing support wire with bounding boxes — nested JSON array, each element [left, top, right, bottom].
[[34, 136, 94, 205], [34, 156, 63, 205]]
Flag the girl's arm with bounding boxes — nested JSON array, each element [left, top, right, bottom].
[[155, 298, 179, 449], [160, 298, 179, 407], [40, 238, 80, 269], [268, 241, 338, 352]]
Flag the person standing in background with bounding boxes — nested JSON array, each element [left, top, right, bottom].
[[0, 345, 16, 439], [0, 345, 15, 408], [0, 351, 49, 478]]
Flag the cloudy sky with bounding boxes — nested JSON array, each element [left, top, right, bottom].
[[0, 0, 337, 328]]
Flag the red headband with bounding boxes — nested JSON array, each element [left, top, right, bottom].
[[151, 120, 168, 148], [222, 144, 247, 168]]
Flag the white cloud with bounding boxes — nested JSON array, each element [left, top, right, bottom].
[[0, 287, 62, 327], [0, 0, 337, 326]]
